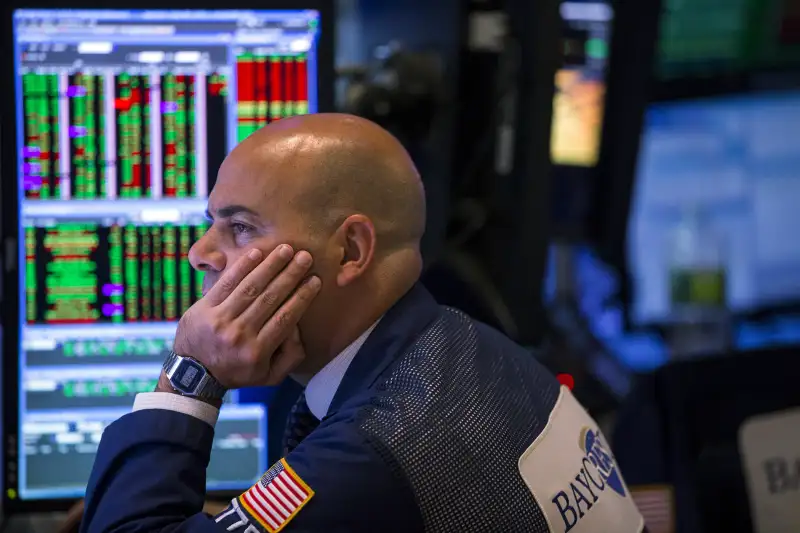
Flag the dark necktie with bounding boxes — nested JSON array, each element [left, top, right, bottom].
[[282, 391, 320, 455]]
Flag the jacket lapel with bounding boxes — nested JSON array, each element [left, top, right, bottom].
[[325, 283, 439, 417]]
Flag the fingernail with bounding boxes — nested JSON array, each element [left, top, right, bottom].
[[295, 251, 312, 266], [307, 276, 321, 289], [248, 249, 262, 260], [279, 245, 293, 259]]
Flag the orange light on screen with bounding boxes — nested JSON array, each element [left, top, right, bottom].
[[550, 69, 605, 167]]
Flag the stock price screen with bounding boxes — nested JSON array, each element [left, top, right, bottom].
[[23, 218, 207, 324], [9, 8, 323, 501]]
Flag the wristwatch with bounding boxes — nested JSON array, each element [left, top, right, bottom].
[[162, 351, 227, 401]]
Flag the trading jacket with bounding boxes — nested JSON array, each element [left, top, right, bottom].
[[82, 284, 646, 532]]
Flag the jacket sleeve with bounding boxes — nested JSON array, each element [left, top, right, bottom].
[[82, 408, 423, 533], [81, 408, 227, 533], [214, 416, 424, 533]]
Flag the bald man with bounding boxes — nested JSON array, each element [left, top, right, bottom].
[[82, 114, 646, 533]]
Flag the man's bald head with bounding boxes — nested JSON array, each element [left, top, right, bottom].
[[224, 113, 426, 252], [194, 114, 426, 372]]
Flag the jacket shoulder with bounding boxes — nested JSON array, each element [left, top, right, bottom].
[[352, 307, 560, 531]]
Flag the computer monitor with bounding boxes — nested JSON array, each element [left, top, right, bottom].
[[1, 3, 333, 513], [657, 0, 800, 79], [550, 0, 613, 168], [627, 88, 800, 327]]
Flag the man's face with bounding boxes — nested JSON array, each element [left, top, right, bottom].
[[188, 149, 322, 296]]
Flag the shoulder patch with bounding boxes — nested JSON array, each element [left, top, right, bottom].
[[237, 458, 315, 532], [518, 387, 644, 533]]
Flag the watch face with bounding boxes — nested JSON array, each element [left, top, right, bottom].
[[172, 359, 205, 394]]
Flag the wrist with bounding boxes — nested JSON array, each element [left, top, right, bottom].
[[155, 371, 177, 394], [155, 371, 223, 410]]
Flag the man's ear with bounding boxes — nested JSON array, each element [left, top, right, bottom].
[[335, 214, 376, 287]]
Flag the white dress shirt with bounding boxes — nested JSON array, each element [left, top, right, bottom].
[[304, 319, 379, 420], [133, 320, 380, 427]]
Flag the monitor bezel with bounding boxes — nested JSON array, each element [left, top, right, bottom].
[[1, 0, 335, 515], [651, 67, 800, 103]]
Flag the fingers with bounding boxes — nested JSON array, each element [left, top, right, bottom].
[[264, 327, 306, 386], [237, 250, 315, 326], [257, 275, 321, 348], [217, 245, 295, 317], [203, 248, 268, 306]]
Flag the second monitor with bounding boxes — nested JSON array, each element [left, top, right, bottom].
[[627, 87, 800, 326]]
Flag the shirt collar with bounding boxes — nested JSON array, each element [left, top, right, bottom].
[[305, 319, 381, 420]]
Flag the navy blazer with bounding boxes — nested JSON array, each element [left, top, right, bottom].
[[82, 284, 645, 533]]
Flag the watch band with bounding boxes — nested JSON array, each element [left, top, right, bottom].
[[196, 374, 228, 401], [163, 350, 179, 375], [163, 351, 227, 400]]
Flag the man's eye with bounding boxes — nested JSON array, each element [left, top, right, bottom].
[[231, 222, 251, 235]]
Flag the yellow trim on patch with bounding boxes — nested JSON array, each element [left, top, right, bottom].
[[237, 459, 315, 533]]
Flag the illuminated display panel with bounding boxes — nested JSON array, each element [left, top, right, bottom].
[[550, 1, 612, 167], [628, 90, 800, 325], [9, 7, 323, 501], [657, 0, 800, 78]]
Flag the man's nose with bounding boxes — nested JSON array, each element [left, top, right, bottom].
[[188, 230, 226, 272]]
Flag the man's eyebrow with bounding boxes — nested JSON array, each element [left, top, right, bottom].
[[204, 205, 258, 219]]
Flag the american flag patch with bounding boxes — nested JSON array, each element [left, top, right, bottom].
[[631, 485, 675, 533], [238, 458, 314, 532]]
